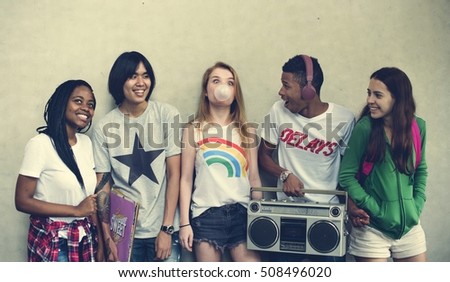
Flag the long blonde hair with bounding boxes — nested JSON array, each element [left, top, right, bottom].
[[193, 62, 253, 151]]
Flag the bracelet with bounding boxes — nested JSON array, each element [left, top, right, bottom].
[[179, 223, 190, 228]]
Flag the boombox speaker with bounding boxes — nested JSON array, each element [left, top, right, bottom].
[[247, 187, 348, 257]]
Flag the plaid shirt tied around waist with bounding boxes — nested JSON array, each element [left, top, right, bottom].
[[27, 215, 98, 262]]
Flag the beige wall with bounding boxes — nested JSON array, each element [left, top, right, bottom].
[[0, 0, 449, 261]]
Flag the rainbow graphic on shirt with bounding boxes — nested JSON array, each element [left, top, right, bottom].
[[198, 137, 248, 177]]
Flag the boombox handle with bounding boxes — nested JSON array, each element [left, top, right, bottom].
[[250, 187, 348, 205]]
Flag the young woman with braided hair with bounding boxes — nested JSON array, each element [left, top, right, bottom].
[[15, 80, 101, 262]]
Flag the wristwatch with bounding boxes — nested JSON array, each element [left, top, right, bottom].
[[160, 225, 175, 235], [280, 170, 292, 183]]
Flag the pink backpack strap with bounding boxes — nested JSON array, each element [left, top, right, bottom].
[[412, 118, 422, 168], [361, 161, 373, 176], [359, 118, 421, 182]]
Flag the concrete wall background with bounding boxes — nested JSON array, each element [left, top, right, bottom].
[[0, 0, 449, 261]]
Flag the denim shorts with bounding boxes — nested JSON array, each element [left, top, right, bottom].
[[192, 203, 248, 253]]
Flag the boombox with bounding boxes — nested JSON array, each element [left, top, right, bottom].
[[247, 188, 348, 257]]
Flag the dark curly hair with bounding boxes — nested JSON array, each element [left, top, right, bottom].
[[282, 54, 324, 95]]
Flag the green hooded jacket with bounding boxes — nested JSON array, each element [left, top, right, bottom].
[[339, 115, 427, 239]]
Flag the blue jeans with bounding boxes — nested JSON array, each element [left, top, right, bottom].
[[131, 232, 181, 262], [57, 239, 69, 262]]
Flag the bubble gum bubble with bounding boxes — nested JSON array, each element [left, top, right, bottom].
[[214, 84, 232, 101]]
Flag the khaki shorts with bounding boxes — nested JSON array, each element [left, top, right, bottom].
[[348, 223, 427, 259]]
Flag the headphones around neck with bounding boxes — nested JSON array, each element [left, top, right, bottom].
[[300, 54, 316, 100]]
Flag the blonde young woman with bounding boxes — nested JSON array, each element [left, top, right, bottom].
[[179, 62, 262, 262]]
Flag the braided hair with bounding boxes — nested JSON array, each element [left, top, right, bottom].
[[37, 80, 95, 189]]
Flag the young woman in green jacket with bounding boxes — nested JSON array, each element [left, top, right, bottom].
[[339, 67, 428, 262]]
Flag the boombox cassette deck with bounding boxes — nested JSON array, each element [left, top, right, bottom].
[[247, 187, 348, 257]]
